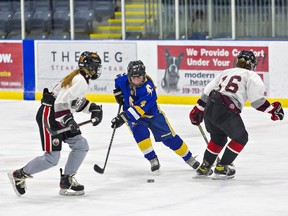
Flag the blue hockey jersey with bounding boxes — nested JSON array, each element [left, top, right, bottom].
[[114, 73, 161, 123]]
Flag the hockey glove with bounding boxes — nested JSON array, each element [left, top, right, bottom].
[[62, 113, 79, 133], [111, 112, 129, 128], [113, 88, 124, 105], [268, 102, 284, 121], [89, 103, 103, 126], [189, 105, 204, 126]]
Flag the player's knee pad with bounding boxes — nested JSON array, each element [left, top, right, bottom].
[[162, 135, 182, 150], [44, 151, 60, 166], [132, 124, 150, 142], [210, 134, 227, 146], [77, 137, 89, 152], [234, 130, 248, 146], [67, 135, 89, 152]]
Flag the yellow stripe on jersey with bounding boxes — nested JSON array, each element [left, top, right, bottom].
[[174, 142, 190, 158], [137, 138, 153, 155], [158, 106, 176, 136], [134, 105, 145, 116], [142, 114, 153, 118]]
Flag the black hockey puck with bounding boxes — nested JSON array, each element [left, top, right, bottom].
[[147, 179, 155, 183]]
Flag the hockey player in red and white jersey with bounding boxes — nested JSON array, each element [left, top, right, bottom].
[[8, 51, 103, 196], [189, 50, 284, 179]]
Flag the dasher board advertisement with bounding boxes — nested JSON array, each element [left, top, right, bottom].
[[36, 41, 137, 94], [157, 45, 269, 96], [0, 42, 23, 90]]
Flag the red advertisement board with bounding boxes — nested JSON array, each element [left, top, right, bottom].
[[157, 45, 269, 96], [158, 45, 268, 72], [0, 42, 23, 89]]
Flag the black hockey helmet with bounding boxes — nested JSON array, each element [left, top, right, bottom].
[[78, 51, 102, 80], [127, 60, 146, 78], [236, 50, 257, 71]]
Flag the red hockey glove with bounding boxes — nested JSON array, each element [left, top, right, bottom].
[[268, 102, 284, 121], [189, 105, 204, 126]]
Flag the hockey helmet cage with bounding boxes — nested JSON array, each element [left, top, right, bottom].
[[127, 60, 146, 78], [78, 51, 102, 80], [236, 50, 257, 71]]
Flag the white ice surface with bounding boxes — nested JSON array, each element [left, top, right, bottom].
[[0, 100, 287, 216]]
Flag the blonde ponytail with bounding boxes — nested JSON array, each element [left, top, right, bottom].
[[61, 69, 80, 88], [146, 75, 157, 90]]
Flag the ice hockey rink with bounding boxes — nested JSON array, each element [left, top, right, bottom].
[[1, 100, 287, 216]]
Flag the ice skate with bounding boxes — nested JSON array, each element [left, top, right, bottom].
[[7, 168, 32, 197], [212, 163, 235, 180], [59, 168, 85, 196], [149, 157, 160, 175], [186, 156, 200, 169], [195, 160, 213, 178]]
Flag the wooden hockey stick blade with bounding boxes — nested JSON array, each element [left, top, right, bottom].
[[44, 119, 95, 136]]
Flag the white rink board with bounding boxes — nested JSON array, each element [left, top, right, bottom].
[[36, 41, 137, 94], [35, 40, 288, 98]]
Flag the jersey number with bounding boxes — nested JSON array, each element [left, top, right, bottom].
[[219, 75, 241, 93]]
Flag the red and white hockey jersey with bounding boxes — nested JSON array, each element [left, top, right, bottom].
[[200, 67, 268, 111]]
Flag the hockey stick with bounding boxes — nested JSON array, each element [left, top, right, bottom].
[[44, 118, 96, 136], [198, 124, 221, 164], [198, 124, 209, 145], [93, 105, 122, 174]]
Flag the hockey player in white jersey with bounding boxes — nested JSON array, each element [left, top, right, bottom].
[[189, 50, 284, 179], [8, 51, 103, 196]]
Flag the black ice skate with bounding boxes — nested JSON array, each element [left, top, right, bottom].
[[149, 157, 160, 175], [59, 168, 85, 196], [7, 168, 32, 197], [212, 163, 235, 180], [196, 160, 213, 177], [186, 156, 200, 169]]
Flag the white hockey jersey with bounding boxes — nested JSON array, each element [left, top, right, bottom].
[[201, 67, 267, 111], [52, 73, 91, 123]]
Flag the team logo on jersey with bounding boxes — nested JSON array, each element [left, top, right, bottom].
[[229, 103, 235, 110], [52, 138, 60, 146], [146, 84, 153, 95], [140, 101, 147, 107]]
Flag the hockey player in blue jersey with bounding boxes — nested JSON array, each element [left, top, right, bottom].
[[111, 60, 200, 173]]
